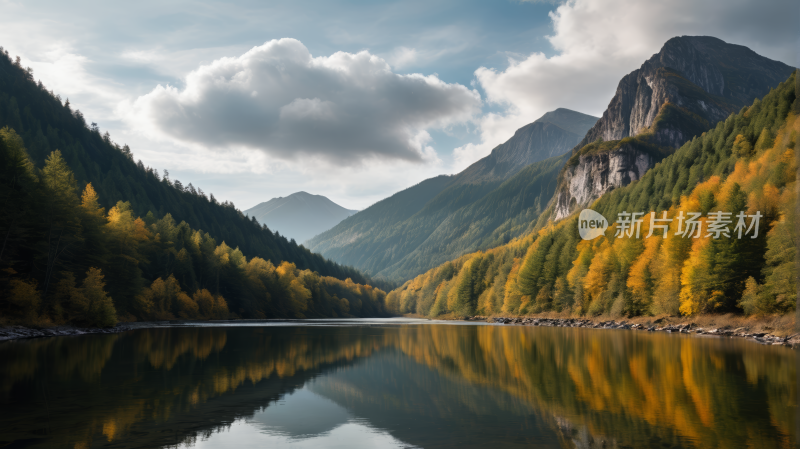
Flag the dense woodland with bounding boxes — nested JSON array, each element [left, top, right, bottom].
[[0, 130, 387, 326], [0, 48, 388, 327], [0, 47, 371, 285], [387, 72, 798, 319]]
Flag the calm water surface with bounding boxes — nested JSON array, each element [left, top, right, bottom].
[[0, 318, 796, 448]]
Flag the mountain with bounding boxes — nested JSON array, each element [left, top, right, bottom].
[[244, 192, 357, 244], [552, 36, 796, 220], [452, 108, 598, 185], [307, 108, 598, 281], [386, 70, 797, 319]]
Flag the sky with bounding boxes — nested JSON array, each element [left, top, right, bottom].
[[1, 0, 797, 210]]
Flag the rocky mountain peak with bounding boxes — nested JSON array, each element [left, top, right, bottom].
[[647, 36, 726, 96], [552, 36, 795, 221], [574, 35, 794, 151], [454, 108, 598, 185]]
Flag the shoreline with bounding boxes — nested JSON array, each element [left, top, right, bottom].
[[0, 319, 309, 342], [0, 317, 409, 342], [2, 314, 798, 348], [0, 321, 172, 342], [456, 314, 799, 348]]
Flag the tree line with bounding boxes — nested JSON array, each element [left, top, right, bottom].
[[0, 128, 388, 326]]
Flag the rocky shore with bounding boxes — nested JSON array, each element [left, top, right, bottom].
[[0, 319, 331, 342], [0, 320, 203, 342], [3, 316, 798, 349], [464, 316, 800, 348], [0, 324, 144, 342]]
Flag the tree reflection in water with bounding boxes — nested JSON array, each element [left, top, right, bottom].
[[0, 322, 795, 448]]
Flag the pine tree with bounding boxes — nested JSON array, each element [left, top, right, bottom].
[[453, 257, 479, 316], [705, 183, 766, 312], [104, 201, 144, 313], [77, 183, 110, 272], [0, 127, 38, 268], [517, 234, 554, 298], [39, 150, 83, 302]]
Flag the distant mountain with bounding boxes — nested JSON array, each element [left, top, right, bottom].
[[553, 36, 796, 220], [307, 109, 598, 281], [245, 192, 358, 244], [452, 109, 597, 185]]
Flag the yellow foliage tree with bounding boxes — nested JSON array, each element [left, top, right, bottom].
[[81, 268, 117, 327], [5, 278, 41, 322], [80, 183, 105, 218]]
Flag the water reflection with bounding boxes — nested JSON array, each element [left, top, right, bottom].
[[195, 388, 413, 449], [251, 389, 351, 439], [0, 322, 795, 448]]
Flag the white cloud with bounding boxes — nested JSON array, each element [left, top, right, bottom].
[[124, 38, 481, 166], [7, 41, 126, 126], [383, 24, 474, 72], [463, 0, 799, 165], [387, 46, 419, 69]]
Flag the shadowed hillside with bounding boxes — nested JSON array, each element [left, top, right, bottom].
[[308, 108, 598, 281]]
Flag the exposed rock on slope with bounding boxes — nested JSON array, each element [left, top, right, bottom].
[[555, 143, 653, 218], [577, 36, 793, 148], [553, 36, 795, 220]]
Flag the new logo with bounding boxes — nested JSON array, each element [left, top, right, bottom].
[[578, 209, 608, 240]]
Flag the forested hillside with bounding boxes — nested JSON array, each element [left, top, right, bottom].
[[0, 47, 367, 284], [376, 153, 567, 280], [308, 109, 597, 281], [0, 47, 389, 326], [0, 129, 388, 326], [386, 71, 797, 319]]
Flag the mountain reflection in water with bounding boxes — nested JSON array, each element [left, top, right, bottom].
[[0, 319, 795, 448], [196, 388, 412, 449]]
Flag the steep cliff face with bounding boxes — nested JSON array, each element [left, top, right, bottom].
[[554, 145, 652, 220], [553, 36, 795, 220], [577, 36, 793, 149]]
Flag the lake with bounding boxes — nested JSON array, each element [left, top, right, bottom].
[[0, 318, 795, 448]]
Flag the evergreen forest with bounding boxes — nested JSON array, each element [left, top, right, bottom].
[[0, 48, 388, 327], [0, 47, 370, 284]]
